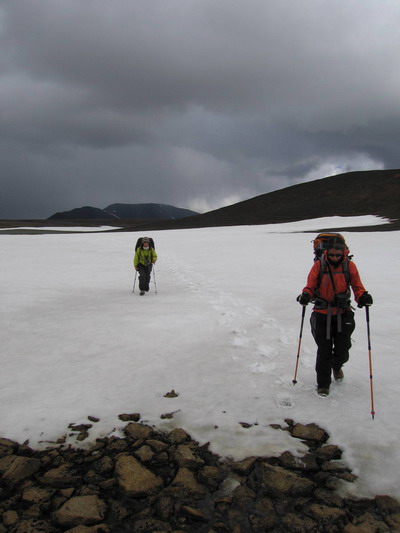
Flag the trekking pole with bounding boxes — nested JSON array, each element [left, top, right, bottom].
[[292, 305, 306, 385], [153, 264, 158, 294], [132, 270, 137, 293], [365, 306, 375, 419]]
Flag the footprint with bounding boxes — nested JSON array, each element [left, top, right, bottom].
[[275, 392, 295, 408]]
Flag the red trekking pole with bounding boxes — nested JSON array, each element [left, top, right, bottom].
[[292, 305, 306, 385], [365, 306, 375, 419]]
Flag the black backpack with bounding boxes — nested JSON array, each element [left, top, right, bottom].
[[135, 237, 155, 251]]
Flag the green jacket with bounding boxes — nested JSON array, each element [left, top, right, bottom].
[[134, 247, 157, 268]]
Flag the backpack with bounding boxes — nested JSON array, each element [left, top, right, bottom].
[[312, 232, 349, 260], [135, 237, 155, 251], [312, 233, 351, 288]]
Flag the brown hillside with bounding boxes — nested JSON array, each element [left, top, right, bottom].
[[122, 169, 400, 232]]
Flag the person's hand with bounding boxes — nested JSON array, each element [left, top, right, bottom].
[[135, 267, 139, 271], [297, 292, 311, 306], [357, 292, 373, 308]]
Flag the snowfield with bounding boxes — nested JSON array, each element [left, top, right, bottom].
[[1, 215, 399, 500]]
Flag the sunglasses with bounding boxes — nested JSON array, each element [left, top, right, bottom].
[[328, 253, 343, 258]]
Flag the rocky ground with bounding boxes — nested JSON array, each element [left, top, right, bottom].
[[0, 417, 399, 533]]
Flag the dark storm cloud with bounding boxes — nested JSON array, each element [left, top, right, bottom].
[[1, 0, 399, 218]]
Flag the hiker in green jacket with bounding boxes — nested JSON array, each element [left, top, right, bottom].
[[133, 237, 157, 295]]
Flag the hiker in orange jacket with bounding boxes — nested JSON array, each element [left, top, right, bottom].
[[297, 237, 373, 396]]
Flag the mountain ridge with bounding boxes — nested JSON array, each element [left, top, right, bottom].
[[1, 169, 399, 232]]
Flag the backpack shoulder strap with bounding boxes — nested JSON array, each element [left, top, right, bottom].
[[342, 258, 350, 285], [316, 256, 350, 289]]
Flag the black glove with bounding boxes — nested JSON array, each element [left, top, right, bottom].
[[357, 292, 373, 308], [297, 292, 311, 306]]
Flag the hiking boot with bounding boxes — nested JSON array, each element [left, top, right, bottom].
[[140, 291, 145, 296], [333, 368, 344, 382], [317, 388, 330, 397]]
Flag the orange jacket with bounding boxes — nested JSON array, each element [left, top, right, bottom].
[[303, 252, 366, 315]]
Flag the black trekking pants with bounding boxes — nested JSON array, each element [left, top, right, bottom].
[[138, 264, 152, 291], [310, 310, 355, 389]]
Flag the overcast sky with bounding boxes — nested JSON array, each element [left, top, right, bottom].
[[1, 0, 400, 218]]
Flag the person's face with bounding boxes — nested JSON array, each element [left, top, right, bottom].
[[327, 248, 343, 259]]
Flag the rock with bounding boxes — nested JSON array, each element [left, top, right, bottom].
[[315, 444, 343, 462], [124, 422, 154, 440], [258, 462, 315, 497], [2, 510, 19, 527], [134, 445, 155, 463], [131, 518, 172, 532], [230, 456, 258, 475], [308, 503, 347, 526], [181, 505, 209, 522], [291, 423, 328, 443], [375, 494, 400, 513], [167, 428, 190, 444], [173, 444, 205, 469], [170, 467, 207, 495], [344, 511, 389, 532], [164, 389, 179, 398], [114, 454, 163, 496], [39, 463, 81, 487], [53, 495, 106, 528], [278, 450, 319, 471], [146, 439, 168, 452], [11, 519, 59, 533], [0, 455, 41, 486], [64, 525, 111, 533], [118, 413, 141, 422], [281, 512, 318, 532], [22, 485, 54, 503]]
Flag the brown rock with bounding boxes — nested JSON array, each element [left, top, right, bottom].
[[174, 444, 205, 469], [118, 413, 141, 422], [344, 511, 389, 532], [230, 456, 258, 475], [0, 455, 41, 486], [2, 510, 19, 527], [11, 519, 59, 533], [131, 518, 172, 531], [308, 503, 347, 526], [291, 423, 328, 443], [53, 495, 106, 528], [39, 463, 81, 487], [22, 486, 54, 503], [146, 439, 168, 452], [315, 444, 343, 462], [181, 505, 208, 521], [170, 467, 206, 495], [114, 454, 163, 496], [64, 525, 111, 533], [168, 427, 190, 444], [124, 422, 154, 440], [374, 494, 400, 513], [281, 513, 318, 532], [278, 450, 319, 471], [259, 462, 315, 497], [134, 445, 155, 463]]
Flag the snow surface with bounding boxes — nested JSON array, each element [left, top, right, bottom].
[[1, 215, 399, 500]]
